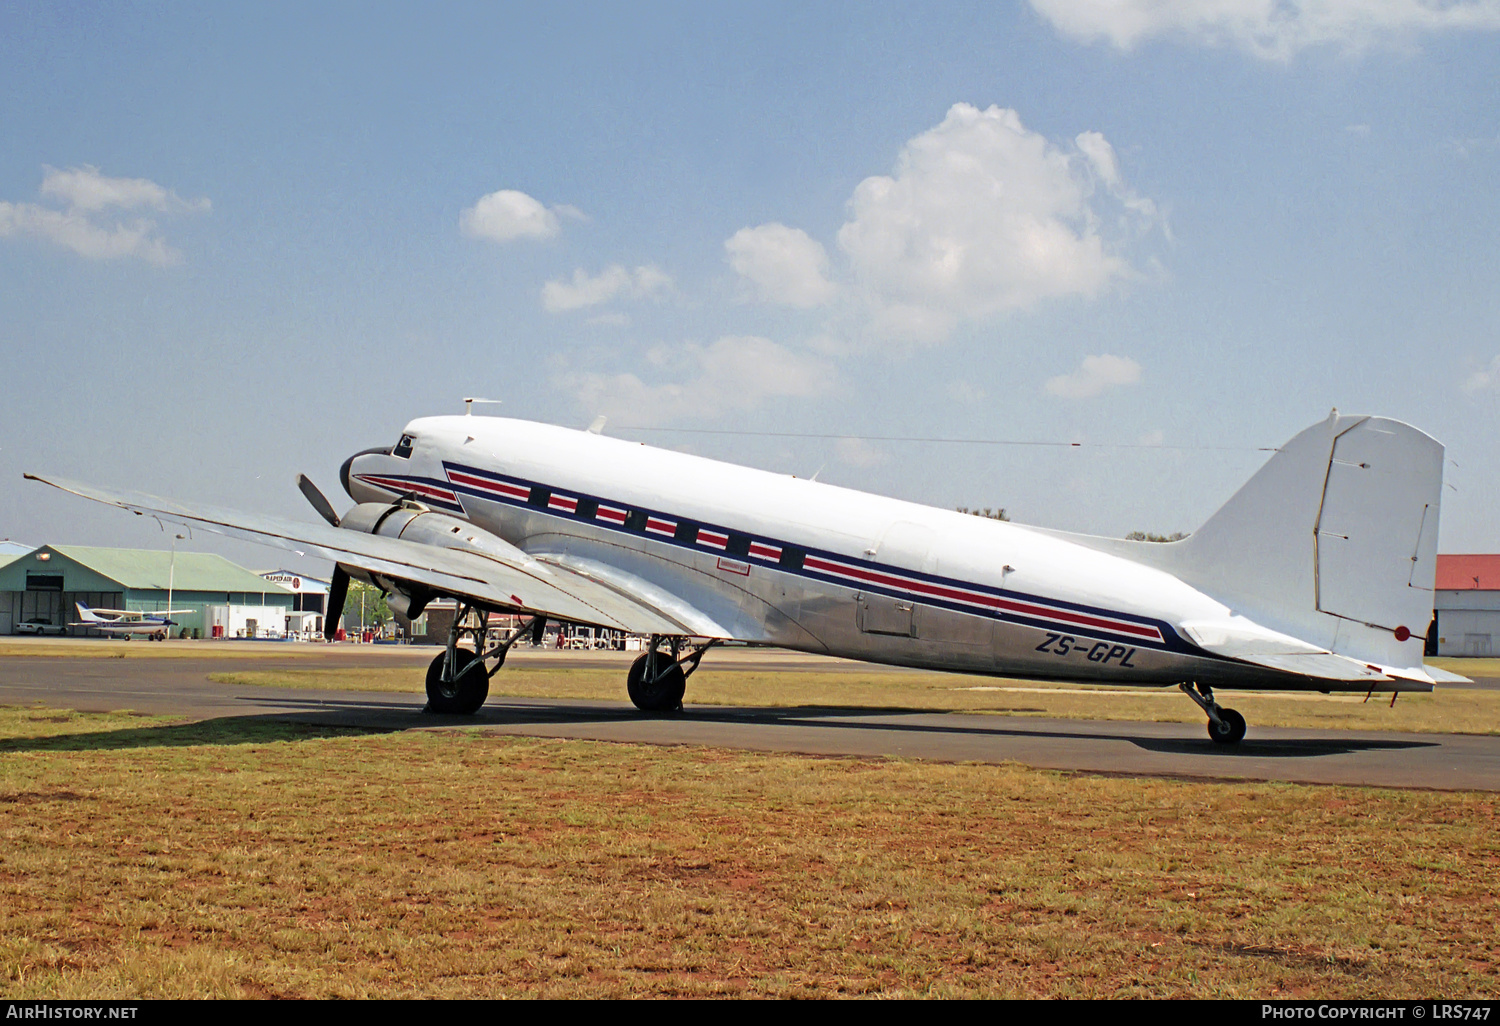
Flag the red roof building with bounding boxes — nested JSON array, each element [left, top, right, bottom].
[[1433, 555, 1499, 657], [1434, 554, 1500, 591]]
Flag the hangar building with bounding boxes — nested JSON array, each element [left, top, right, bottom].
[[1433, 554, 1500, 658], [0, 545, 293, 638]]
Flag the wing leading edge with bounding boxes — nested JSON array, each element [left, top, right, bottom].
[[25, 474, 708, 637]]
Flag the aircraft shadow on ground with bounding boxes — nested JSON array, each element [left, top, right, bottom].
[[233, 693, 1443, 760], [696, 706, 1441, 759], [0, 715, 397, 753]]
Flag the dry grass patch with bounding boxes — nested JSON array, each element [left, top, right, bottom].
[[210, 665, 1500, 736], [0, 707, 1496, 998], [1430, 657, 1500, 678]]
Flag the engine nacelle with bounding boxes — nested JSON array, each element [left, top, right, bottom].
[[335, 502, 534, 618]]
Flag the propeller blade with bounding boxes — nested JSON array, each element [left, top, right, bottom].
[[297, 474, 341, 527], [324, 566, 349, 641]]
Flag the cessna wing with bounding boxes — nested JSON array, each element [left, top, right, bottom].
[[26, 474, 710, 638], [84, 608, 196, 619]]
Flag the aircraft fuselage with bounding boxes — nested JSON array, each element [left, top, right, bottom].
[[344, 417, 1293, 690]]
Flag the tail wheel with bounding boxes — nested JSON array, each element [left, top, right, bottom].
[[627, 652, 686, 713], [425, 649, 489, 714], [1208, 707, 1247, 745]]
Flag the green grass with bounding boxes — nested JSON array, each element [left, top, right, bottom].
[[0, 706, 1495, 998]]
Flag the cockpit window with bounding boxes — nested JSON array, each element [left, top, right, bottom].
[[392, 434, 414, 459]]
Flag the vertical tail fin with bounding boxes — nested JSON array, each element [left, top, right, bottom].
[[1150, 412, 1443, 669]]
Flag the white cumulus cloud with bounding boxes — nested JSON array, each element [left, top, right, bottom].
[[1044, 354, 1143, 399], [460, 189, 581, 243], [38, 164, 209, 214], [1030, 0, 1500, 61], [0, 165, 209, 265], [725, 223, 837, 307], [563, 336, 833, 424], [836, 103, 1155, 343], [542, 264, 673, 312]]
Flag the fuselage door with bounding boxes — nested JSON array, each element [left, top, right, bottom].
[[856, 520, 936, 637], [858, 594, 914, 636]]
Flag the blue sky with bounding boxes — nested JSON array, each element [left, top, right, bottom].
[[2, 1, 1498, 571]]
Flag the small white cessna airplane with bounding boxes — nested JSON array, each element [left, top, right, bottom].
[[29, 409, 1465, 743], [71, 602, 192, 641]]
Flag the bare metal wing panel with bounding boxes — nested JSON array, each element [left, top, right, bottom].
[[26, 474, 692, 636]]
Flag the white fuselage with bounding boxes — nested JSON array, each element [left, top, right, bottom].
[[344, 417, 1283, 688], [74, 616, 174, 635]]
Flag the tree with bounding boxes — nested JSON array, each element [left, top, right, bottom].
[[956, 506, 1009, 521], [343, 581, 392, 630], [1125, 531, 1188, 542]]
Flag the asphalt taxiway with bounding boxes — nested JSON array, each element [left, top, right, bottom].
[[1, 642, 1497, 791]]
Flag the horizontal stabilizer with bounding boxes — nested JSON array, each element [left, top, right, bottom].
[[1239, 651, 1394, 683], [1179, 617, 1433, 689]]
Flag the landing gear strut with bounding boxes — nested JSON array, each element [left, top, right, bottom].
[[1179, 683, 1247, 744], [424, 603, 541, 715], [626, 636, 716, 713]]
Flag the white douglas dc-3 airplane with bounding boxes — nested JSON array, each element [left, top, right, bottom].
[[71, 602, 193, 640], [28, 409, 1466, 743]]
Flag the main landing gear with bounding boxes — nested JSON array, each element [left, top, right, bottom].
[[1179, 682, 1247, 745], [626, 636, 717, 713], [424, 602, 543, 715]]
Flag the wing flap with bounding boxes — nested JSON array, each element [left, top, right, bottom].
[[27, 473, 687, 635]]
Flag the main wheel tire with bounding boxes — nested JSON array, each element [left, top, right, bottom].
[[1208, 707, 1247, 745], [425, 648, 489, 714], [627, 652, 686, 713]]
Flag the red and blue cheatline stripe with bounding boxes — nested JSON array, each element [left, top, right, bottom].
[[354, 474, 466, 513], [436, 459, 1178, 650]]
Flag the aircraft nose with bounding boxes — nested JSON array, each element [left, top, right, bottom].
[[341, 446, 392, 500]]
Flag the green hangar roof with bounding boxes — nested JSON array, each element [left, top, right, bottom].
[[9, 546, 291, 594]]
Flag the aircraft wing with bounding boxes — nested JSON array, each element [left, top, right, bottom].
[[83, 608, 195, 618], [26, 474, 705, 636]]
